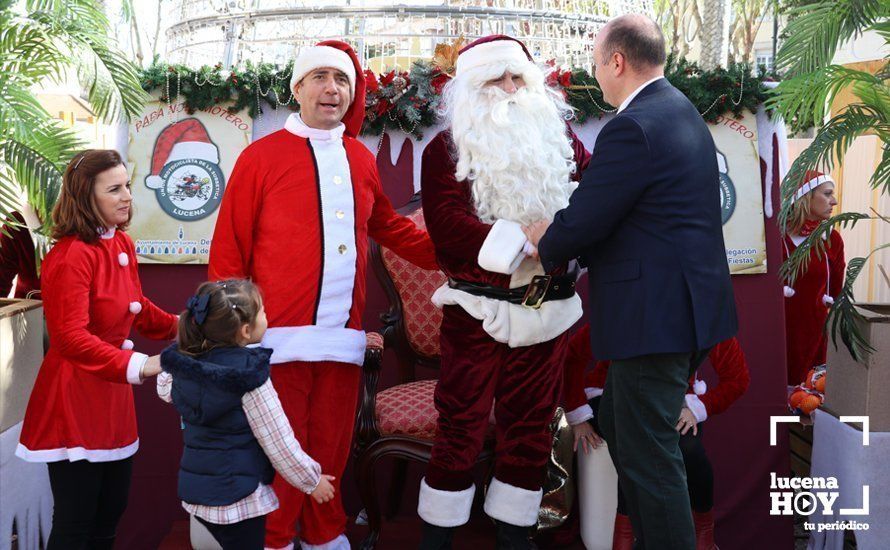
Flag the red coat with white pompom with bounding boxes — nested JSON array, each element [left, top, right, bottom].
[[17, 229, 178, 463], [783, 229, 845, 386], [564, 324, 750, 424]]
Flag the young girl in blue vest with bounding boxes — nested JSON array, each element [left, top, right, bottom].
[[157, 279, 336, 549]]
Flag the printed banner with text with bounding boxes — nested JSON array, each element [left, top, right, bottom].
[[127, 97, 251, 263]]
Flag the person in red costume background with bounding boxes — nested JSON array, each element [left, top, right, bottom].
[[209, 41, 437, 550], [564, 324, 750, 550], [16, 149, 178, 549], [781, 170, 845, 387], [0, 210, 40, 298], [417, 34, 590, 549]]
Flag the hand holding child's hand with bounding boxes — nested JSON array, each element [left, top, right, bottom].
[[311, 474, 336, 504]]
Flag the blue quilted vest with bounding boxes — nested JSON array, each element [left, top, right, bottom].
[[161, 344, 275, 506]]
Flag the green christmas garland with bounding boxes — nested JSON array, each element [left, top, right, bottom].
[[140, 55, 772, 140]]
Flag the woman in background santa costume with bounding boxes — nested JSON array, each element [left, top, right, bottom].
[[564, 324, 750, 550], [16, 149, 178, 549], [208, 41, 437, 550], [417, 35, 590, 549], [781, 170, 845, 387]]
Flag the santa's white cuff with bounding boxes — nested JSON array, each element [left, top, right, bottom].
[[685, 394, 708, 423], [127, 352, 148, 385], [418, 478, 475, 527], [264, 544, 294, 550], [478, 219, 527, 274], [484, 477, 542, 527], [566, 404, 594, 425], [585, 387, 604, 400]]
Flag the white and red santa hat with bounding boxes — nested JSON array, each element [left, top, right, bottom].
[[144, 118, 219, 190], [784, 169, 836, 305], [791, 170, 833, 203], [289, 40, 366, 137], [456, 35, 534, 76]]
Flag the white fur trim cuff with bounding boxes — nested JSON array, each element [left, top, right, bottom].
[[262, 325, 366, 365], [685, 394, 708, 423], [418, 478, 475, 527], [478, 219, 527, 275], [584, 387, 604, 400], [565, 404, 594, 425], [300, 534, 350, 550], [264, 544, 294, 550], [457, 40, 530, 76], [484, 477, 542, 527], [291, 46, 357, 95], [127, 352, 148, 385], [15, 439, 139, 463]]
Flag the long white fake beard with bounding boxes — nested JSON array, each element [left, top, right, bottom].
[[451, 86, 577, 226]]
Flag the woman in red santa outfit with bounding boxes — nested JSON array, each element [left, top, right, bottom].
[[209, 41, 437, 550], [16, 150, 178, 550], [782, 170, 845, 387], [564, 324, 750, 550]]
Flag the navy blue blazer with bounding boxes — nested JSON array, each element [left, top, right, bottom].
[[539, 78, 737, 360]]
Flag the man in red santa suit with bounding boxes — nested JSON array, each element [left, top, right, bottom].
[[209, 40, 438, 550], [417, 35, 590, 549]]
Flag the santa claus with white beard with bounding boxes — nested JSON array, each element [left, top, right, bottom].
[[418, 35, 591, 549]]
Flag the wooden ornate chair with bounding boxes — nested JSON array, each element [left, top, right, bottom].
[[353, 194, 495, 550]]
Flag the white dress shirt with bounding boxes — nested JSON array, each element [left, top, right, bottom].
[[617, 76, 665, 113]]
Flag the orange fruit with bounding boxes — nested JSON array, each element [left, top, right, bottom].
[[814, 375, 826, 393], [800, 394, 822, 414], [789, 390, 808, 409]]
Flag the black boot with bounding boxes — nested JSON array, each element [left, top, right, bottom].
[[494, 520, 538, 550], [418, 521, 455, 550]]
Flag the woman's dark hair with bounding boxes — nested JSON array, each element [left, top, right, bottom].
[[178, 279, 264, 355], [52, 149, 130, 243]]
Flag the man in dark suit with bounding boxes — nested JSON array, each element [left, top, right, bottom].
[[525, 14, 737, 549]]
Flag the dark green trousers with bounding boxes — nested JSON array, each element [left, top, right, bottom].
[[597, 349, 710, 550]]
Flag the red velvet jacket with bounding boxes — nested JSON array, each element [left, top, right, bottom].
[[210, 123, 437, 366], [782, 230, 845, 385], [18, 230, 177, 462]]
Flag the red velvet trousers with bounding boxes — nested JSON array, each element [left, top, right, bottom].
[[264, 360, 361, 549], [427, 305, 567, 492]]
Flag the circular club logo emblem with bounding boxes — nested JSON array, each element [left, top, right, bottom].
[[719, 171, 736, 225], [155, 159, 224, 221]]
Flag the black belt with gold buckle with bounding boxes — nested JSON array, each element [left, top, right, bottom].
[[447, 274, 576, 309]]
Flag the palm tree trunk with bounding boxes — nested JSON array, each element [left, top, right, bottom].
[[699, 0, 730, 70]]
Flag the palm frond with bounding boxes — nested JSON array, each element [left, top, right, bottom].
[[766, 65, 884, 128], [776, 0, 887, 77], [779, 212, 873, 285], [27, 0, 149, 122], [0, 80, 56, 143], [873, 144, 890, 195], [0, 18, 68, 84], [778, 105, 886, 227], [0, 162, 22, 237], [827, 243, 890, 361], [1, 128, 81, 234]]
